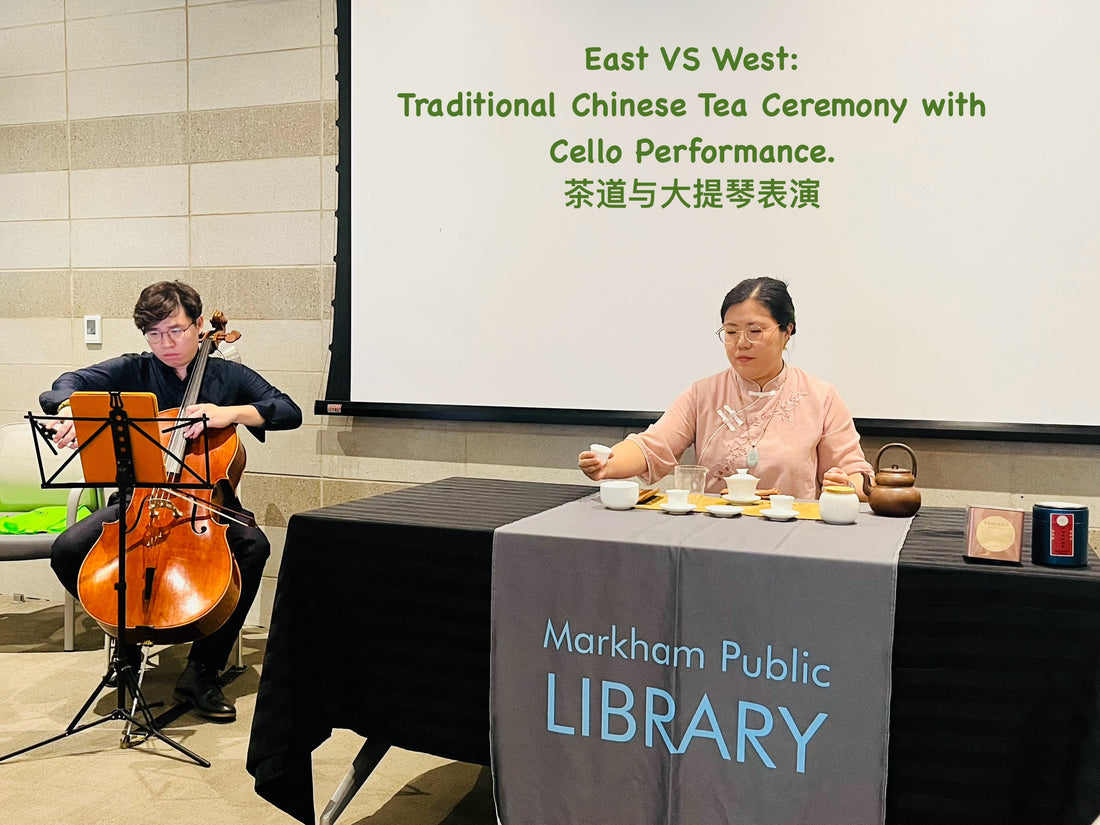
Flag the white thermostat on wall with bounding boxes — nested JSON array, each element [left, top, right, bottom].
[[84, 315, 102, 345]]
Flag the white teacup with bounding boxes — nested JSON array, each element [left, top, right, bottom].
[[724, 469, 759, 501], [600, 480, 639, 510], [769, 494, 796, 515], [666, 488, 690, 507], [590, 443, 613, 465]]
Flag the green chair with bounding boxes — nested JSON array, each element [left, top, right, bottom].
[[0, 422, 105, 650]]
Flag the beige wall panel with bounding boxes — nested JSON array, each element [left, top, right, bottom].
[[191, 212, 321, 267], [70, 114, 187, 169], [322, 46, 336, 101], [190, 49, 321, 111], [0, 73, 67, 126], [66, 1, 184, 19], [256, 572, 276, 626], [0, 318, 71, 365], [0, 171, 68, 220], [1013, 492, 1100, 514], [922, 489, 1016, 508], [465, 464, 591, 485], [72, 318, 147, 365], [465, 422, 627, 474], [321, 155, 337, 210], [321, 0, 337, 41], [238, 472, 321, 529], [1004, 450, 1100, 499], [0, 221, 69, 268], [321, 263, 334, 320], [245, 424, 322, 477], [0, 23, 65, 78], [188, 0, 319, 59], [230, 318, 326, 372], [191, 157, 321, 214], [262, 369, 326, 427], [320, 207, 335, 264], [0, 123, 68, 174], [321, 452, 469, 485], [68, 62, 186, 120], [323, 101, 337, 155], [0, 1, 64, 28], [70, 165, 188, 218], [321, 418, 467, 462], [69, 317, 124, 363], [71, 216, 189, 268], [183, 269, 231, 316], [0, 270, 72, 317], [321, 479, 409, 507], [194, 266, 323, 320], [100, 268, 231, 319], [189, 103, 322, 163], [254, 528, 287, 613], [257, 523, 286, 578], [72, 268, 187, 318], [66, 8, 186, 71], [0, 365, 72, 419]]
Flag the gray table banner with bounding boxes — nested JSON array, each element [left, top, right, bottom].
[[491, 495, 911, 825]]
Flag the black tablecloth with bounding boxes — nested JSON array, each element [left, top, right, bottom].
[[246, 478, 1100, 825]]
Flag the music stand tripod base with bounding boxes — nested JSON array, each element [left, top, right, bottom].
[[0, 398, 213, 767]]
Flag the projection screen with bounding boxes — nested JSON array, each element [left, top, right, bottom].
[[324, 0, 1100, 441]]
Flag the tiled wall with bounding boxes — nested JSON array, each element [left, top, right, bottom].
[[1, 0, 1096, 617], [0, 0, 336, 618]]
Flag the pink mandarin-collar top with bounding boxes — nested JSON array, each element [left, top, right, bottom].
[[626, 363, 872, 498]]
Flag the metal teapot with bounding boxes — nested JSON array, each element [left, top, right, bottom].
[[861, 442, 921, 517]]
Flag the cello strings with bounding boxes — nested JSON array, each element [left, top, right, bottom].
[[160, 487, 255, 528]]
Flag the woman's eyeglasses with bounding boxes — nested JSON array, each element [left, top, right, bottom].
[[716, 324, 780, 344]]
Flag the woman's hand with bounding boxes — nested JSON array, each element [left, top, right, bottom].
[[578, 450, 612, 481], [823, 466, 870, 501], [822, 466, 853, 488], [579, 439, 647, 482]]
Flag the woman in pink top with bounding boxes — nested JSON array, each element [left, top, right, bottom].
[[578, 277, 872, 499]]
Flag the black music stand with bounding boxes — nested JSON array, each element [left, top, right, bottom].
[[0, 392, 215, 767]]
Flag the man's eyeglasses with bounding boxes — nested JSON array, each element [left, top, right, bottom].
[[144, 322, 195, 344], [716, 324, 780, 344]]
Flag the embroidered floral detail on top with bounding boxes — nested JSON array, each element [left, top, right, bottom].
[[712, 391, 808, 479], [773, 391, 807, 424]]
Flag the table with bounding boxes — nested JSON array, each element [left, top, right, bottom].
[[246, 477, 1100, 825]]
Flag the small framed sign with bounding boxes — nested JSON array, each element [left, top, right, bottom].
[[965, 505, 1024, 564]]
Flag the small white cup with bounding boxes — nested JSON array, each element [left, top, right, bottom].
[[600, 480, 639, 510], [590, 443, 613, 465], [770, 494, 796, 515], [666, 488, 690, 507]]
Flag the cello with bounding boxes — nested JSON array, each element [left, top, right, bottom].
[[77, 312, 251, 644]]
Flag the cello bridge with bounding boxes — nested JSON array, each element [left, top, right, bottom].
[[147, 496, 182, 518]]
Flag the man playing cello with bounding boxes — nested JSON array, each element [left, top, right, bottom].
[[40, 281, 302, 722]]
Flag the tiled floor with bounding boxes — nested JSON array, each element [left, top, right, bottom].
[[0, 595, 497, 825]]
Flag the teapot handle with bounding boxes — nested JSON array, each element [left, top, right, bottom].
[[874, 442, 917, 476]]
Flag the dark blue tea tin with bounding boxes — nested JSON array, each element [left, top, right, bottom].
[[1031, 502, 1090, 567]]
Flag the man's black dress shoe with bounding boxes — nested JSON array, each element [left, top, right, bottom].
[[173, 660, 235, 721]]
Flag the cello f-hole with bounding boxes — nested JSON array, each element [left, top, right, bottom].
[[124, 493, 150, 533], [189, 504, 208, 535]]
